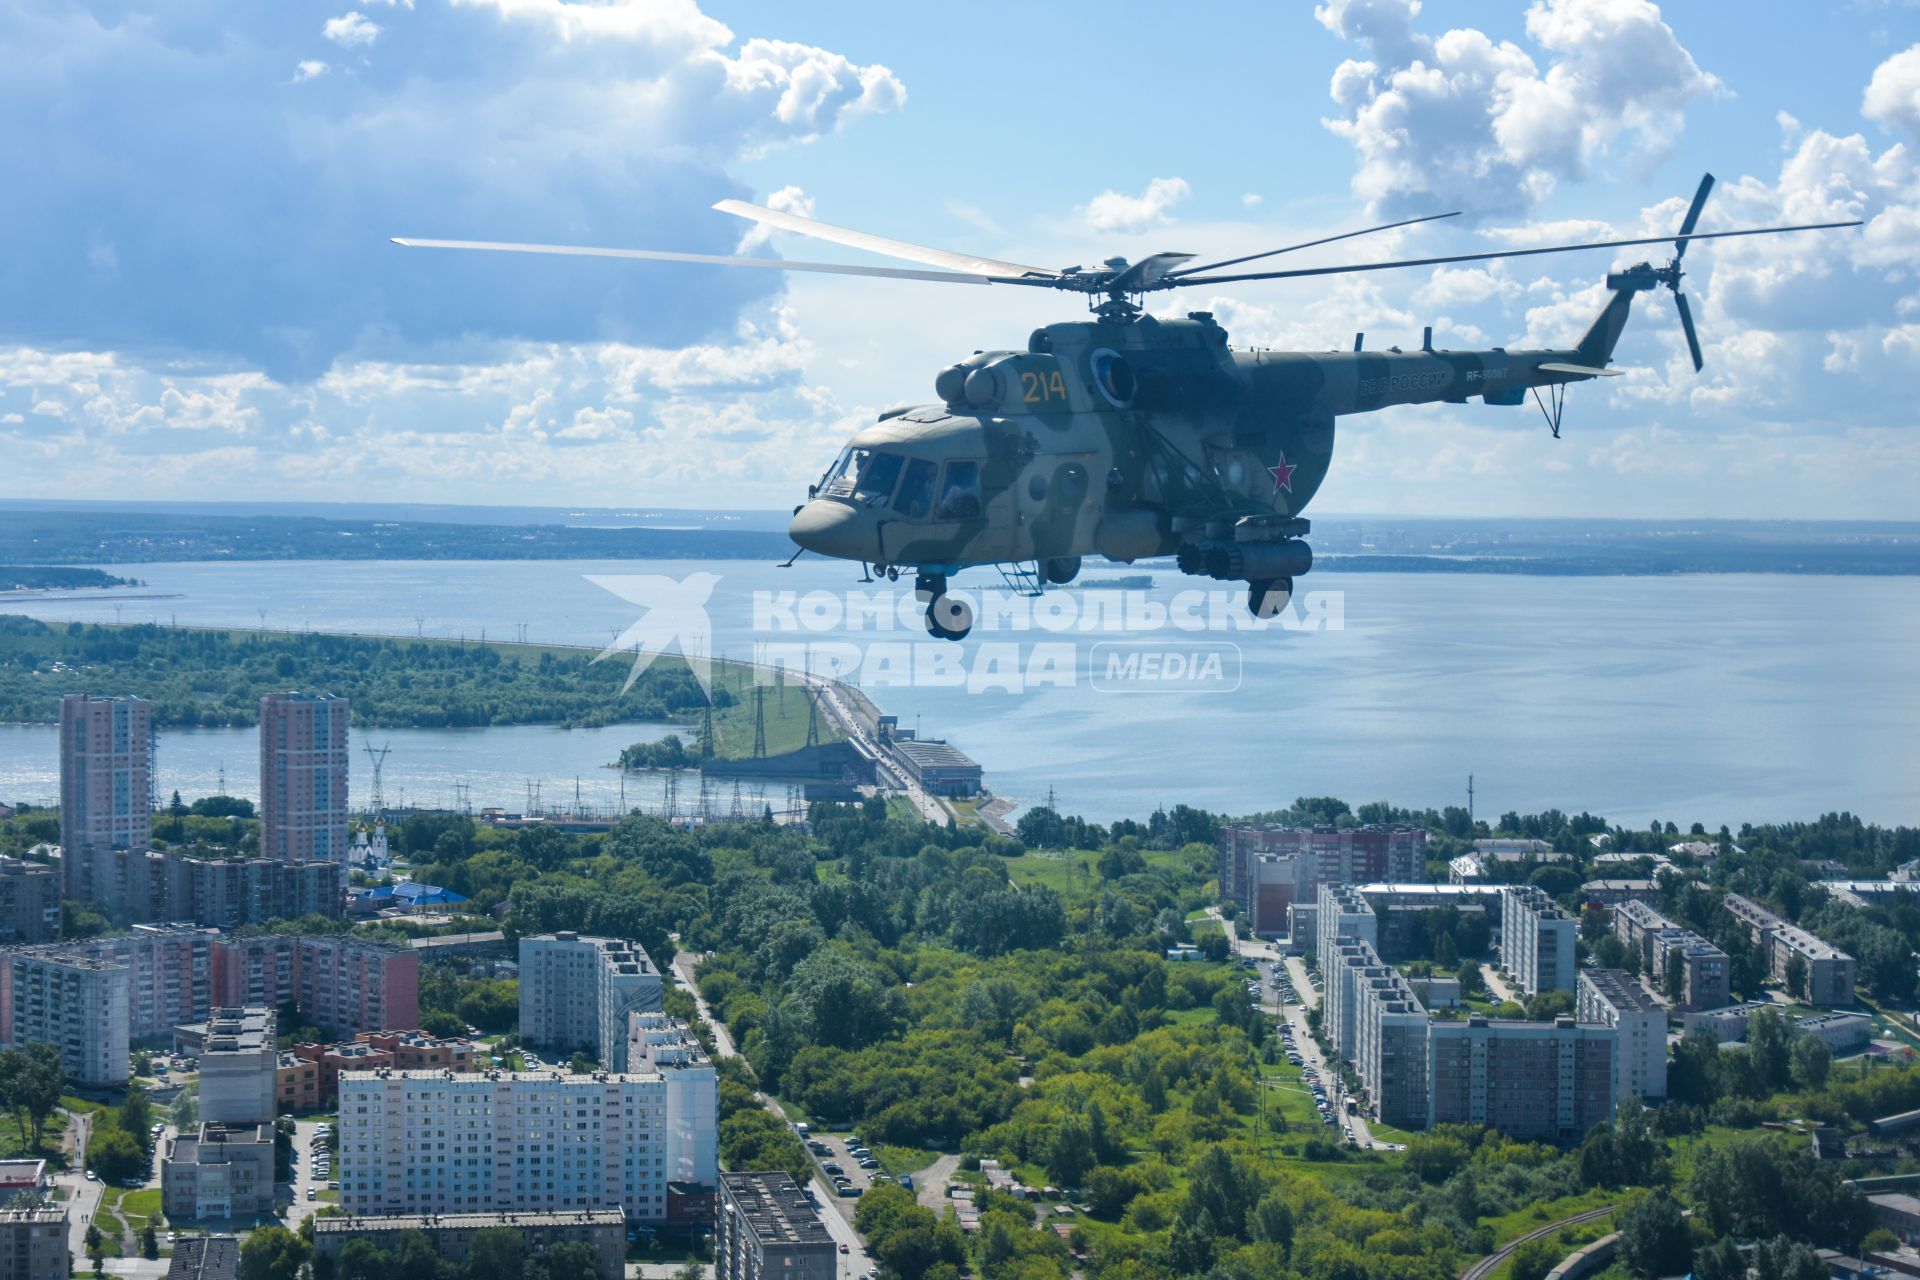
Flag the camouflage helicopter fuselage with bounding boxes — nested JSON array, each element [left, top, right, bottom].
[[787, 284, 1636, 591]]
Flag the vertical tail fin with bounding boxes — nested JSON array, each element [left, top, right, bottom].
[[1576, 288, 1636, 366]]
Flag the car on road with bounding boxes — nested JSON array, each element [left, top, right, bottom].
[[306, 1188, 317, 1200], [84, 1171, 97, 1182], [839, 1244, 849, 1255]]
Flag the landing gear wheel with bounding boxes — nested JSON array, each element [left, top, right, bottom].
[[925, 593, 974, 641], [913, 572, 946, 604], [1248, 577, 1293, 620]]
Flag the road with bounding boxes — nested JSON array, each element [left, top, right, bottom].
[[55, 1109, 104, 1261], [1482, 964, 1521, 1006], [1459, 1206, 1617, 1280], [673, 954, 876, 1279], [801, 674, 949, 825]]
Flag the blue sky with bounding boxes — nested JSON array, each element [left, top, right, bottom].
[[3, 0, 1918, 517]]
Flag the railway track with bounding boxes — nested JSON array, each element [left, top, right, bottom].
[[1460, 1205, 1618, 1280]]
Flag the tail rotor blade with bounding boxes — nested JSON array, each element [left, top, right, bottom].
[[1673, 173, 1715, 261], [1675, 291, 1704, 372]]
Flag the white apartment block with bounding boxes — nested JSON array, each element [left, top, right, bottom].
[[5, 952, 130, 1086], [1502, 884, 1577, 996], [58, 694, 153, 909], [339, 1068, 711, 1223], [1576, 969, 1668, 1102], [518, 934, 663, 1068], [626, 1014, 718, 1188]]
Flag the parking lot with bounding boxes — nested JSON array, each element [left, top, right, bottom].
[[800, 1127, 916, 1204]]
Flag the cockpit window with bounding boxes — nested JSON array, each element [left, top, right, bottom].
[[934, 460, 984, 521], [893, 458, 937, 520], [853, 451, 905, 505], [818, 447, 857, 496]]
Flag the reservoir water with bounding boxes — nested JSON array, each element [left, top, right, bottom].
[[1, 559, 1917, 827]]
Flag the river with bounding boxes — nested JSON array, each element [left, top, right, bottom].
[[1, 559, 1917, 827]]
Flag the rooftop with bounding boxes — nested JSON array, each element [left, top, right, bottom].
[[167, 1236, 239, 1280], [1580, 968, 1662, 1011], [721, 1171, 834, 1246], [314, 1210, 625, 1235]]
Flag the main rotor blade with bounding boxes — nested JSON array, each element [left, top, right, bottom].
[[1168, 210, 1463, 278], [712, 199, 1058, 279], [1167, 220, 1863, 288], [1673, 173, 1715, 261], [1674, 291, 1704, 372], [390, 237, 995, 285]]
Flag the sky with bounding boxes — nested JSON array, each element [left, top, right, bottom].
[[3, 0, 1919, 518]]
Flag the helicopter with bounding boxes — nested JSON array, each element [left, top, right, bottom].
[[396, 174, 1857, 640]]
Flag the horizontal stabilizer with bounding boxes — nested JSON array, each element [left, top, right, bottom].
[[1537, 362, 1623, 378]]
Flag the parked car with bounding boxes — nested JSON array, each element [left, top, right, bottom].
[[306, 1188, 317, 1201], [822, 1162, 844, 1175]]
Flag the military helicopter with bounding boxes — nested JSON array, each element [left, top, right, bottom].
[[396, 174, 1857, 639]]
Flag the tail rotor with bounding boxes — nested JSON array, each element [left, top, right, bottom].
[[1664, 173, 1714, 371]]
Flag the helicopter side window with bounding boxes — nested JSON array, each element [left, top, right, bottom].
[[853, 450, 905, 506], [893, 458, 937, 520], [934, 460, 983, 520]]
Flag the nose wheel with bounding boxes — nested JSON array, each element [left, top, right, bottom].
[[916, 573, 973, 641], [1248, 578, 1292, 619]]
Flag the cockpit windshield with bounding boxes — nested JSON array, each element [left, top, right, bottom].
[[820, 447, 905, 505]]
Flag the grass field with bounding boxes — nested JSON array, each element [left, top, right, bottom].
[[1001, 847, 1190, 893], [699, 663, 843, 759]]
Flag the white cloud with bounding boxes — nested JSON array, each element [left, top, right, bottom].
[[1864, 43, 1920, 143], [322, 12, 381, 47], [1316, 0, 1719, 216], [292, 60, 329, 83], [1081, 177, 1191, 235], [1241, 193, 1264, 208], [734, 185, 814, 253]]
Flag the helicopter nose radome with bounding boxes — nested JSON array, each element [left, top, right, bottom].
[[788, 500, 870, 560]]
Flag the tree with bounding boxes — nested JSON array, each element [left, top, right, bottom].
[[121, 1082, 152, 1148], [141, 1223, 158, 1260], [462, 1229, 527, 1280], [238, 1227, 309, 1280], [1512, 1237, 1560, 1280], [1791, 1035, 1832, 1091], [1693, 1237, 1746, 1280], [1047, 1115, 1095, 1186], [86, 1120, 145, 1184], [1664, 949, 1686, 1003], [1785, 953, 1809, 1001], [1749, 1009, 1793, 1091], [1618, 1192, 1693, 1279]]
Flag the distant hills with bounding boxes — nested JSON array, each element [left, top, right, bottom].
[[2, 502, 1919, 575]]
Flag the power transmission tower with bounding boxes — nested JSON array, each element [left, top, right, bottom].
[[1467, 774, 1475, 826], [363, 742, 392, 814], [701, 702, 716, 760], [752, 687, 767, 759], [805, 688, 820, 748], [729, 779, 745, 821]]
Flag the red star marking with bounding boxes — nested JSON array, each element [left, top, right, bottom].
[[1269, 454, 1297, 493]]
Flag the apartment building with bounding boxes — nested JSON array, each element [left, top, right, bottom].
[[518, 934, 663, 1068], [626, 1014, 719, 1188], [212, 934, 419, 1034], [1218, 824, 1429, 916], [157, 855, 342, 928], [1576, 969, 1668, 1102], [714, 1172, 836, 1280], [1723, 893, 1856, 1006], [258, 693, 351, 866], [1349, 956, 1430, 1127], [1315, 883, 1378, 964], [313, 1212, 626, 1280], [1427, 1017, 1616, 1143], [58, 693, 153, 911], [193, 1007, 278, 1126], [0, 862, 57, 946], [338, 1067, 715, 1222], [1501, 885, 1576, 996], [276, 1031, 476, 1110], [4, 952, 129, 1086], [161, 1123, 276, 1221], [1611, 900, 1730, 1011], [0, 1207, 69, 1280]]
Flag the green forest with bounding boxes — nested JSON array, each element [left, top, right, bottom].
[[0, 615, 724, 729]]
